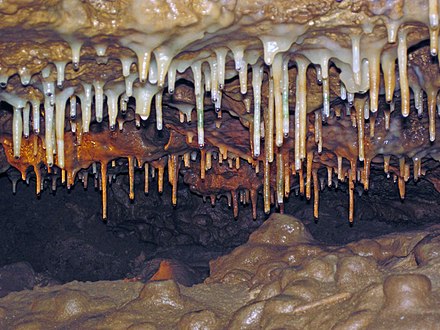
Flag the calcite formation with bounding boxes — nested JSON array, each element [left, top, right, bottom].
[[0, 1, 440, 221], [2, 213, 440, 329]]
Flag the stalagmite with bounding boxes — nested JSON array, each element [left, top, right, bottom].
[[398, 30, 410, 117]]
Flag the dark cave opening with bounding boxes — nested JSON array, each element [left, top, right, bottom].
[[1, 160, 440, 297]]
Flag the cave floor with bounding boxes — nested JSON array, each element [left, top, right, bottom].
[[1, 214, 440, 329]]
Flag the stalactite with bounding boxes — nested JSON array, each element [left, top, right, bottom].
[[266, 77, 274, 163], [171, 154, 179, 206], [313, 169, 319, 219], [231, 190, 238, 218], [252, 62, 263, 157], [295, 57, 308, 170], [101, 162, 108, 220], [264, 158, 270, 214], [128, 156, 135, 200], [276, 152, 284, 204], [306, 151, 313, 200], [398, 30, 410, 117]]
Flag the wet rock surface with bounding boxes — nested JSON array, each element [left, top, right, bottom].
[[1, 213, 440, 329]]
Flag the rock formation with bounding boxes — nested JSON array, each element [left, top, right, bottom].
[[0, 1, 439, 222], [1, 213, 440, 329]]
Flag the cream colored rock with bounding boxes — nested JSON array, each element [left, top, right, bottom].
[[248, 214, 314, 246], [177, 309, 220, 330]]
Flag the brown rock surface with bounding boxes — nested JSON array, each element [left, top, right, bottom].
[[0, 214, 439, 329]]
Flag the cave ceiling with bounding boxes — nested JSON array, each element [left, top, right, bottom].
[[0, 0, 439, 222]]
